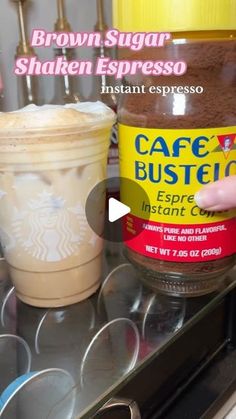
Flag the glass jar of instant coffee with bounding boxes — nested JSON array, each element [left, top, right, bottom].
[[113, 0, 236, 296]]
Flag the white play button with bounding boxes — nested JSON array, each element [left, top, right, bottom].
[[85, 177, 150, 242], [108, 198, 131, 223]]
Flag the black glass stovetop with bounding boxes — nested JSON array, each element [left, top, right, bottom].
[[0, 251, 235, 419]]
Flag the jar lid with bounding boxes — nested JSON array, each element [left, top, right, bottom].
[[113, 0, 236, 32]]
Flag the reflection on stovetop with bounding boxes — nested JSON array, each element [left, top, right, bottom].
[[0, 256, 227, 418]]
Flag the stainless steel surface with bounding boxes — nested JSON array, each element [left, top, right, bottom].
[[98, 397, 141, 418], [0, 255, 234, 418]]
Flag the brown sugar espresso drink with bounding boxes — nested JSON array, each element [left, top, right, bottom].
[[0, 103, 115, 307]]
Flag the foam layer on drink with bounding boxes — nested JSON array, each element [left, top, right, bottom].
[[0, 102, 116, 159], [0, 102, 115, 140]]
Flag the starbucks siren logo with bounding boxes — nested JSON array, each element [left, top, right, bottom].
[[12, 190, 87, 262]]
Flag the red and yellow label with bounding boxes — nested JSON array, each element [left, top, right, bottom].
[[119, 124, 236, 262]]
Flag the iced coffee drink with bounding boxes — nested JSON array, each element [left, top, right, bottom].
[[0, 103, 115, 307]]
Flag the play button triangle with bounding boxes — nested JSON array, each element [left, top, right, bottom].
[[108, 198, 131, 223]]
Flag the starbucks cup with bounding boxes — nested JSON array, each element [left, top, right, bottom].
[[0, 103, 115, 308]]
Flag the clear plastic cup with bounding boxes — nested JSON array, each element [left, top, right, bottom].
[[0, 103, 115, 307]]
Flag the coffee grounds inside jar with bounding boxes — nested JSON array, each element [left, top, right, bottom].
[[119, 40, 236, 295]]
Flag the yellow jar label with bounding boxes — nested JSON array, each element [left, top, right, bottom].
[[119, 123, 236, 262]]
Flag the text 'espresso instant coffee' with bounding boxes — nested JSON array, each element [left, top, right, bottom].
[[114, 0, 236, 296]]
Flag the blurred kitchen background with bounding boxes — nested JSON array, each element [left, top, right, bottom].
[[0, 0, 112, 111]]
